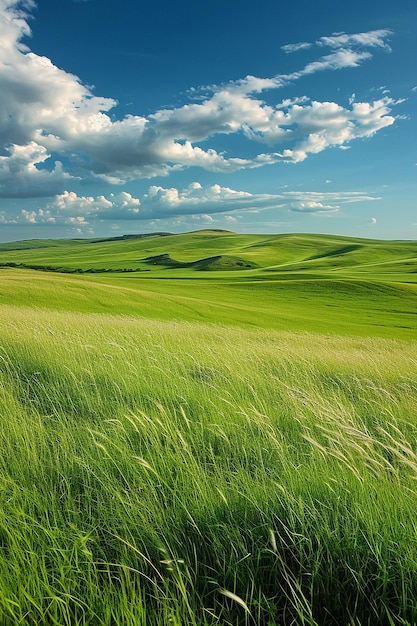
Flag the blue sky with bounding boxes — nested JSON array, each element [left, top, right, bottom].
[[0, 0, 416, 241]]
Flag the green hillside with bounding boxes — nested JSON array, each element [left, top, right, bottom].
[[1, 230, 417, 276], [1, 230, 417, 339]]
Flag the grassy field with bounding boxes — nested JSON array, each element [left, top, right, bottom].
[[1, 231, 417, 339], [0, 231, 417, 624]]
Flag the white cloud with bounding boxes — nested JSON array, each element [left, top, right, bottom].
[[0, 4, 398, 196], [282, 29, 392, 59], [7, 184, 376, 224], [246, 97, 397, 163], [0, 4, 116, 149], [52, 190, 114, 214], [282, 191, 380, 214], [49, 190, 141, 219], [281, 41, 312, 54], [370, 217, 377, 224], [282, 190, 379, 204], [297, 49, 372, 76], [1, 205, 89, 228], [138, 182, 256, 218], [290, 201, 339, 214], [0, 141, 72, 197], [317, 30, 392, 51]]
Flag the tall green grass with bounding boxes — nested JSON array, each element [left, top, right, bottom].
[[0, 305, 416, 624]]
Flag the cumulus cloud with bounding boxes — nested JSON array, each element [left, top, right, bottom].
[[137, 182, 260, 218], [0, 3, 398, 197], [0, 184, 378, 228], [0, 205, 89, 227], [49, 190, 141, 219], [289, 201, 339, 214], [0, 141, 72, 197]]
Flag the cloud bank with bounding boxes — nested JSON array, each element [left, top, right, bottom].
[[0, 2, 399, 200], [0, 184, 380, 230]]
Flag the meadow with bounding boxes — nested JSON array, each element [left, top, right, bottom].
[[0, 231, 417, 625]]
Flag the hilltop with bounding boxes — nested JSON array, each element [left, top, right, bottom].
[[1, 230, 417, 339], [1, 230, 417, 277]]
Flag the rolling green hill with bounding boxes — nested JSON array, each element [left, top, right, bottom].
[[1, 230, 417, 339], [1, 229, 417, 276]]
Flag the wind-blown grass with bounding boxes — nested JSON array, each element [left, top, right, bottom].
[[0, 305, 416, 624]]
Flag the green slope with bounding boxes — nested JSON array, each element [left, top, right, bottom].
[[1, 230, 416, 277], [1, 268, 417, 339], [1, 230, 417, 338], [0, 231, 417, 273]]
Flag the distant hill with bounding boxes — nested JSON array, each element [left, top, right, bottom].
[[1, 231, 416, 277], [2, 230, 417, 339]]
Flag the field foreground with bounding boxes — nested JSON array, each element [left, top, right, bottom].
[[0, 305, 416, 625]]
